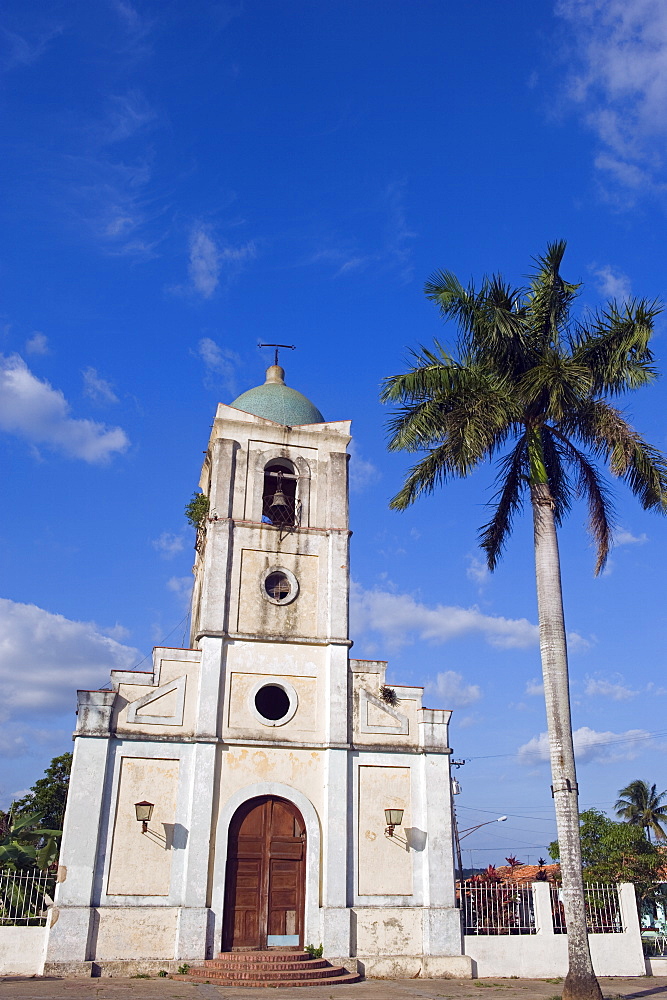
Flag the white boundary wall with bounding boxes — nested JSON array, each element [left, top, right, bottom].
[[464, 883, 645, 979], [0, 926, 47, 975]]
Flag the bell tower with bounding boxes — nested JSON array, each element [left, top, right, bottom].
[[189, 361, 352, 746]]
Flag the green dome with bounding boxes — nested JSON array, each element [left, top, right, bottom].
[[230, 365, 324, 425]]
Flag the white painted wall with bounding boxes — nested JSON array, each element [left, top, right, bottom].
[[0, 926, 47, 975], [464, 883, 645, 979]]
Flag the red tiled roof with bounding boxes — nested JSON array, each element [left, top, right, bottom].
[[494, 864, 561, 884]]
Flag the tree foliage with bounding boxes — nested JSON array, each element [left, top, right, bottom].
[[0, 752, 71, 871], [184, 491, 209, 528], [615, 780, 667, 842], [381, 240, 667, 574], [549, 809, 664, 902], [13, 751, 72, 833], [0, 809, 62, 871]]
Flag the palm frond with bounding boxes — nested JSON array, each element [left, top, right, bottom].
[[551, 427, 615, 574], [384, 359, 521, 464], [564, 400, 667, 512], [540, 428, 573, 527], [479, 436, 528, 570], [526, 240, 580, 350], [572, 298, 661, 395], [424, 271, 532, 377], [388, 443, 464, 510], [518, 353, 592, 421]]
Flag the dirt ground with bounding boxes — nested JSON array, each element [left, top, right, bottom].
[[2, 975, 667, 1000]]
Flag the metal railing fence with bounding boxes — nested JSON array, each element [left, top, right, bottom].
[[460, 882, 536, 935], [0, 869, 55, 926], [551, 882, 623, 934]]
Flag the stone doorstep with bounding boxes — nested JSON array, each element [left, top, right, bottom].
[[184, 967, 346, 981], [204, 958, 329, 967], [171, 951, 360, 987], [205, 952, 320, 963], [171, 973, 361, 987]]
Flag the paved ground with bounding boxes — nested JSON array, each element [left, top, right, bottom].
[[2, 977, 667, 1000]]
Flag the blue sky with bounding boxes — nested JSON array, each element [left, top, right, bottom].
[[1, 0, 667, 866]]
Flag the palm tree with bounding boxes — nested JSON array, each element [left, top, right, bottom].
[[615, 780, 667, 841], [381, 241, 667, 1000]]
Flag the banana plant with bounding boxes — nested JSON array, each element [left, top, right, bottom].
[[0, 809, 62, 871]]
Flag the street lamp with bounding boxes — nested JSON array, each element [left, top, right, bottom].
[[453, 815, 507, 877], [458, 816, 507, 840]]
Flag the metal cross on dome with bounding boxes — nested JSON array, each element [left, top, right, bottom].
[[258, 342, 296, 366]]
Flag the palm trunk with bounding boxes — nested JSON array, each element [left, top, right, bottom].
[[531, 482, 602, 1000]]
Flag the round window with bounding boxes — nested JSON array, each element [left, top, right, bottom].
[[265, 572, 291, 601], [255, 684, 290, 721], [260, 566, 299, 605], [248, 677, 298, 727]]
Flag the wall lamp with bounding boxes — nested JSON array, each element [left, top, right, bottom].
[[134, 800, 154, 833], [385, 808, 404, 837]]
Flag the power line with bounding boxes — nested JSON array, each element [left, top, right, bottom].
[[456, 805, 554, 823]]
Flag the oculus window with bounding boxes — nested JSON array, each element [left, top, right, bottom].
[[249, 678, 298, 727], [261, 566, 299, 606]]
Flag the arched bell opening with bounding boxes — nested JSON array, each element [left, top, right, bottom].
[[262, 459, 299, 528], [222, 795, 307, 951]]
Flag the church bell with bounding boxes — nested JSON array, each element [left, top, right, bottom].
[[269, 473, 289, 508]]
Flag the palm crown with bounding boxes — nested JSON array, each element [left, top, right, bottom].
[[615, 779, 667, 842], [381, 241, 667, 573]]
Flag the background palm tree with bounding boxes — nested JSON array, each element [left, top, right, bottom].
[[615, 780, 667, 842], [381, 241, 667, 1000]]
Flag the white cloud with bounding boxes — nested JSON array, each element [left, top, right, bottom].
[[348, 440, 380, 493], [518, 725, 654, 764], [526, 678, 544, 696], [187, 226, 256, 298], [350, 582, 540, 650], [615, 527, 648, 545], [466, 555, 489, 586], [0, 354, 129, 462], [103, 91, 156, 145], [568, 631, 593, 653], [82, 366, 119, 404], [25, 332, 49, 355], [197, 337, 239, 394], [152, 532, 186, 558], [101, 623, 132, 641], [589, 263, 632, 300], [167, 575, 193, 607], [1, 25, 62, 72], [0, 598, 139, 757], [556, 0, 667, 196], [585, 675, 639, 700], [425, 670, 482, 707]]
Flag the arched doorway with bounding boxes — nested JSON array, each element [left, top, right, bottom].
[[222, 796, 306, 951]]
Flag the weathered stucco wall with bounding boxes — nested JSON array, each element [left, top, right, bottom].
[[91, 908, 178, 959], [221, 746, 326, 820], [107, 757, 179, 896], [237, 548, 319, 637], [355, 906, 422, 954], [358, 766, 412, 896], [0, 926, 47, 975], [223, 641, 327, 742]]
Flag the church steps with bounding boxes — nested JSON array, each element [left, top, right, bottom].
[[171, 950, 361, 986]]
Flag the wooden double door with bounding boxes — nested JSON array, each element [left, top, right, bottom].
[[222, 796, 306, 951]]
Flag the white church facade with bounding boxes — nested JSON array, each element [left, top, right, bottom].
[[44, 363, 470, 979]]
